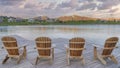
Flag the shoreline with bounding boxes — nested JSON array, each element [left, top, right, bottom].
[[0, 21, 120, 26], [0, 24, 120, 27], [1, 24, 120, 26]]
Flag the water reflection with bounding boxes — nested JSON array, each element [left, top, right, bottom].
[[0, 27, 8, 32], [0, 25, 120, 40]]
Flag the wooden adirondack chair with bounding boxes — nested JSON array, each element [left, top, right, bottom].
[[35, 37, 55, 65], [65, 37, 86, 65], [1, 36, 27, 64], [94, 37, 119, 65]]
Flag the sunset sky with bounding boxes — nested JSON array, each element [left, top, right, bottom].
[[0, 0, 120, 18]]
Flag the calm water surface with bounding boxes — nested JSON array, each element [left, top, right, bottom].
[[0, 25, 120, 42]]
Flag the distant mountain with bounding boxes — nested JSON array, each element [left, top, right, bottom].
[[0, 15, 120, 22], [102, 18, 120, 21], [57, 15, 97, 22], [33, 16, 49, 21]]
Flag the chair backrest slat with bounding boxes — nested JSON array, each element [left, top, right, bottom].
[[102, 37, 118, 55], [35, 37, 51, 56], [69, 37, 85, 56], [2, 36, 19, 55]]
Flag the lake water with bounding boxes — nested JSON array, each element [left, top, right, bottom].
[[0, 25, 120, 68], [0, 25, 120, 43]]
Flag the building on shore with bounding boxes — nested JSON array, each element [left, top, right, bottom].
[[28, 18, 35, 23], [15, 18, 23, 22], [8, 17, 15, 22], [34, 16, 49, 22], [0, 18, 3, 23], [46, 18, 57, 23]]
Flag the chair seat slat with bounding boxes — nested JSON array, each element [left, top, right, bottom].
[[106, 41, 117, 43], [69, 48, 85, 50], [2, 41, 16, 43], [4, 47, 18, 49]]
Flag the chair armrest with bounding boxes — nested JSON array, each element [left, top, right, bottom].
[[51, 44, 56, 48], [84, 48, 86, 50], [34, 47, 36, 49], [93, 44, 103, 49], [1, 46, 4, 49], [116, 46, 120, 48], [0, 46, 3, 51], [18, 43, 27, 49], [93, 44, 120, 49], [64, 44, 69, 48]]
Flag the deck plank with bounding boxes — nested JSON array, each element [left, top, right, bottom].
[[0, 37, 120, 68]]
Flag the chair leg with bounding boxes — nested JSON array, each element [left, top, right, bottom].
[[67, 58, 70, 65], [94, 47, 97, 60], [50, 57, 53, 64], [17, 56, 22, 64], [51, 49, 54, 63], [81, 56, 85, 65], [35, 56, 39, 65], [49, 50, 54, 64], [2, 55, 9, 64], [66, 49, 70, 65], [23, 46, 27, 59], [97, 54, 106, 65], [52, 48, 54, 60], [110, 55, 118, 64]]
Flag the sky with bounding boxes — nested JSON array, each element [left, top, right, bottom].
[[0, 0, 120, 18]]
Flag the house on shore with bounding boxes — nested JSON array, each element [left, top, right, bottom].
[[28, 18, 35, 23], [34, 16, 49, 22], [8, 17, 15, 22], [46, 18, 57, 23], [0, 18, 3, 23], [0, 16, 9, 23], [15, 18, 23, 22]]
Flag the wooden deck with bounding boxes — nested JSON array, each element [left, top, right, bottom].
[[0, 36, 120, 68]]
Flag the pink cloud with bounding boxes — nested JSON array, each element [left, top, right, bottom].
[[0, 0, 120, 18]]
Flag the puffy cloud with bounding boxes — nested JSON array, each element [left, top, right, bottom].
[[0, 0, 25, 6], [108, 8, 119, 13], [24, 2, 50, 9], [58, 0, 79, 9], [76, 3, 97, 10], [58, 0, 98, 10], [0, 0, 120, 18], [97, 0, 120, 10]]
